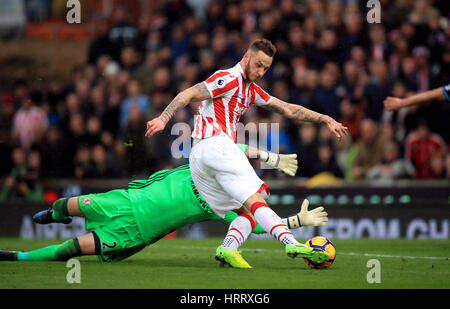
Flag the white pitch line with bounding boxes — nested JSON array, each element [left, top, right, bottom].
[[339, 252, 449, 260], [151, 244, 450, 261]]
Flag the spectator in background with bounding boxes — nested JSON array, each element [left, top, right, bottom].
[[87, 83, 107, 119], [74, 78, 91, 109], [197, 49, 217, 81], [318, 123, 334, 146], [12, 80, 29, 106], [66, 113, 88, 151], [12, 96, 48, 150], [85, 116, 102, 146], [409, 0, 440, 27], [211, 33, 234, 68], [339, 9, 365, 58], [108, 6, 139, 51], [342, 59, 367, 99], [314, 68, 341, 120], [398, 21, 420, 48], [152, 66, 173, 94], [0, 147, 43, 202], [120, 46, 141, 74], [133, 51, 159, 94], [100, 130, 124, 176], [88, 19, 118, 64], [278, 0, 303, 35], [39, 126, 71, 178], [294, 123, 319, 177], [399, 56, 418, 90], [426, 16, 448, 75], [22, 149, 44, 201], [120, 79, 150, 128], [170, 25, 190, 63], [310, 28, 341, 69], [90, 144, 120, 178], [385, 0, 412, 29], [367, 140, 413, 181], [405, 120, 447, 179], [351, 118, 384, 179], [1, 147, 27, 200], [59, 93, 81, 134], [412, 46, 432, 93], [363, 60, 390, 122], [266, 113, 294, 155], [381, 81, 410, 143], [122, 104, 148, 178], [433, 45, 450, 90], [311, 142, 343, 178], [368, 24, 390, 61], [101, 88, 122, 136], [429, 151, 446, 179], [289, 66, 319, 111], [73, 145, 92, 179], [340, 97, 362, 141], [334, 133, 358, 180], [388, 36, 410, 78], [205, 0, 226, 32], [285, 24, 305, 64]]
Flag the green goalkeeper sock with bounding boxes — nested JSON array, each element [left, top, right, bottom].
[[16, 239, 81, 261], [51, 198, 70, 221]]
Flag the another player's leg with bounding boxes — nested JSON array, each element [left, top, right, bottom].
[[245, 192, 330, 264], [0, 233, 95, 261], [33, 197, 82, 224], [215, 209, 255, 268]]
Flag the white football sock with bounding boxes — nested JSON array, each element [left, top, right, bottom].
[[221, 215, 253, 251], [251, 202, 299, 246]]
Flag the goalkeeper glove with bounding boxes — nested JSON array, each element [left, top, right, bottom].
[[282, 199, 328, 228], [260, 151, 298, 176]]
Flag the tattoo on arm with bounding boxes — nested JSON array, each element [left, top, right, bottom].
[[158, 82, 211, 124], [158, 95, 186, 124], [191, 82, 212, 102], [265, 98, 328, 124]]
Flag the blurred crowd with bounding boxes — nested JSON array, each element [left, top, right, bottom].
[[1, 0, 450, 201]]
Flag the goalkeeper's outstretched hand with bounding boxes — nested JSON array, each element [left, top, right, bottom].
[[299, 199, 328, 227], [277, 154, 298, 176], [265, 152, 298, 176]]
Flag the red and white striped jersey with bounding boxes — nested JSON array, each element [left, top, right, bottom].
[[192, 63, 272, 140]]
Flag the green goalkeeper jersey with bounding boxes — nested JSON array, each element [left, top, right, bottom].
[[126, 144, 265, 245], [127, 164, 220, 245]]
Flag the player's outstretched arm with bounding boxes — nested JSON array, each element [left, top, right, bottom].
[[263, 97, 349, 141], [145, 82, 212, 137], [384, 85, 449, 111]]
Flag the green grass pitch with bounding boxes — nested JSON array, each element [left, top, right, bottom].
[[0, 237, 449, 289]]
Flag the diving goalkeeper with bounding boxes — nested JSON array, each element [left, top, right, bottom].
[[0, 144, 328, 264]]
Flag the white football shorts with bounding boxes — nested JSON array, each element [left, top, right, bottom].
[[189, 134, 269, 218]]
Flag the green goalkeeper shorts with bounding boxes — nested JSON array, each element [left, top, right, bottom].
[[78, 189, 146, 262]]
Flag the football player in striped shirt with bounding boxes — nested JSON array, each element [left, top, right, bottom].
[[384, 83, 450, 111], [0, 144, 328, 264], [145, 38, 348, 268]]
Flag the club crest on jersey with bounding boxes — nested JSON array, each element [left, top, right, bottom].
[[82, 197, 92, 205]]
